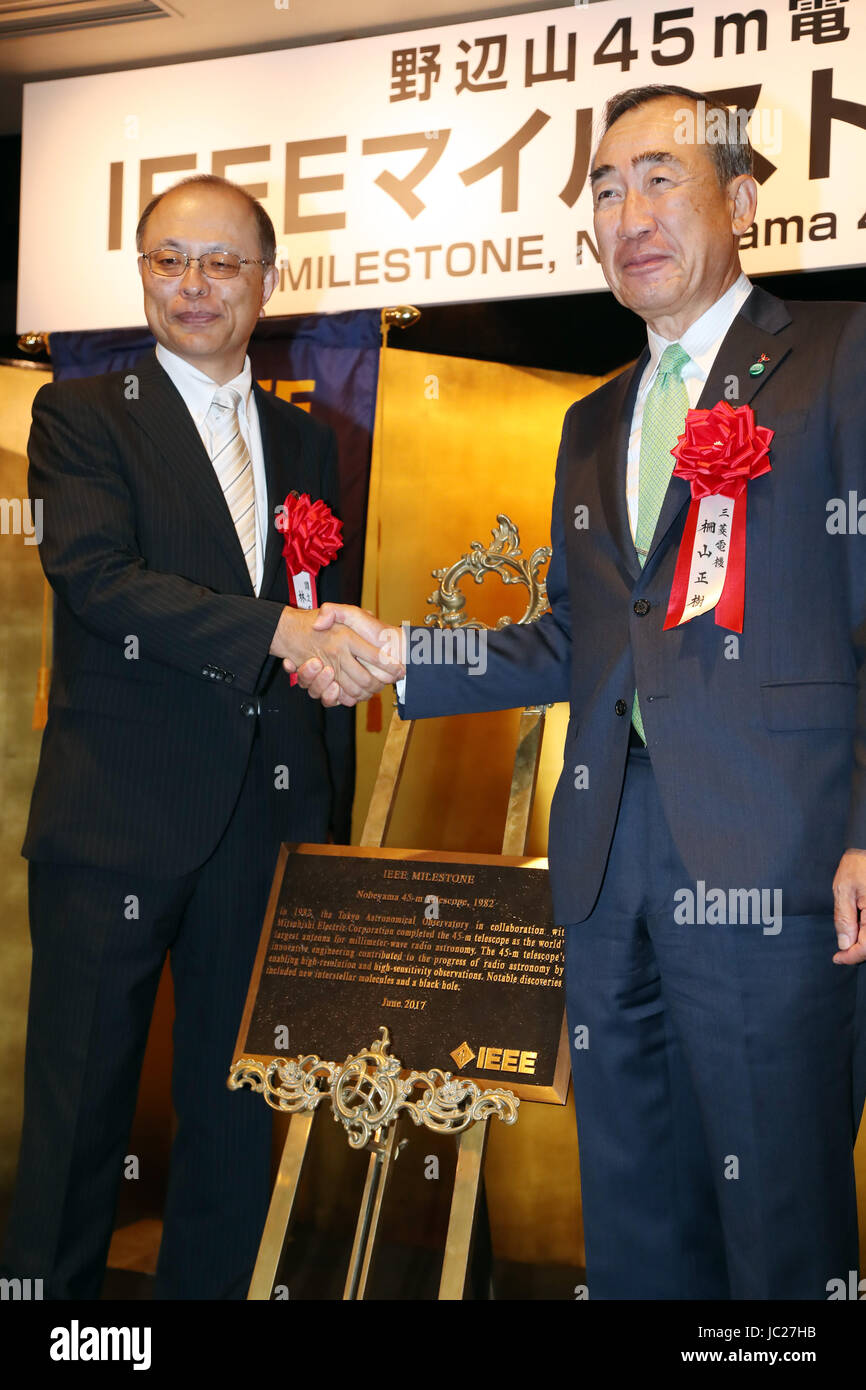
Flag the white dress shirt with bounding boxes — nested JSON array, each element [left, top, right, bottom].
[[626, 271, 753, 541], [155, 343, 268, 595]]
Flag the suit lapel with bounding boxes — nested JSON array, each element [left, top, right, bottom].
[[598, 353, 647, 584], [642, 285, 793, 572], [696, 286, 792, 410], [128, 351, 254, 592], [255, 384, 291, 598], [254, 383, 324, 601]]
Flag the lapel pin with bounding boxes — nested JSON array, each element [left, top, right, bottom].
[[749, 352, 770, 377]]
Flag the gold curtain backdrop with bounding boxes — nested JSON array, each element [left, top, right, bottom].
[[0, 363, 49, 1215]]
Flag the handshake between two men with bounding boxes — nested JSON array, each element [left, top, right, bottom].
[[269, 601, 405, 707]]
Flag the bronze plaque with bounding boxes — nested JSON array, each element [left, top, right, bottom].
[[234, 844, 569, 1102]]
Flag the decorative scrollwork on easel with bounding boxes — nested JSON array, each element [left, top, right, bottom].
[[229, 1054, 340, 1113], [426, 514, 551, 630], [229, 1027, 519, 1149]]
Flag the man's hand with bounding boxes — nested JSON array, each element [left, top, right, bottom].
[[270, 603, 404, 706], [831, 848, 866, 964], [293, 604, 405, 707]]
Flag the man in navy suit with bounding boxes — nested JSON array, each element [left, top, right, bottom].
[[1, 175, 402, 1299], [299, 86, 866, 1299]]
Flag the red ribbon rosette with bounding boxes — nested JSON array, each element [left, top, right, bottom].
[[274, 491, 344, 683], [662, 400, 773, 633]]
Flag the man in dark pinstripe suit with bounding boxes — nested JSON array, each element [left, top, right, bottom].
[[1, 176, 401, 1299]]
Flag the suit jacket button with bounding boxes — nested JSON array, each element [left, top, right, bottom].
[[240, 700, 256, 717], [633, 599, 651, 616], [615, 699, 627, 716]]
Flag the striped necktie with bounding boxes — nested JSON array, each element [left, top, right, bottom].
[[632, 342, 690, 744], [205, 386, 257, 590]]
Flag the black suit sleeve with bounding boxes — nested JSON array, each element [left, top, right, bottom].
[[28, 379, 284, 693]]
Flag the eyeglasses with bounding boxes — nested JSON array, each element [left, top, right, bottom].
[[140, 249, 272, 279]]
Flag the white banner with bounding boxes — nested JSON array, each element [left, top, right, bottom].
[[18, 0, 866, 330]]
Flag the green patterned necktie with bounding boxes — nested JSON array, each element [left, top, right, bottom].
[[632, 342, 690, 744]]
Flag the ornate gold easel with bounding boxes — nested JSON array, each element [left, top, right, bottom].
[[233, 516, 561, 1300]]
